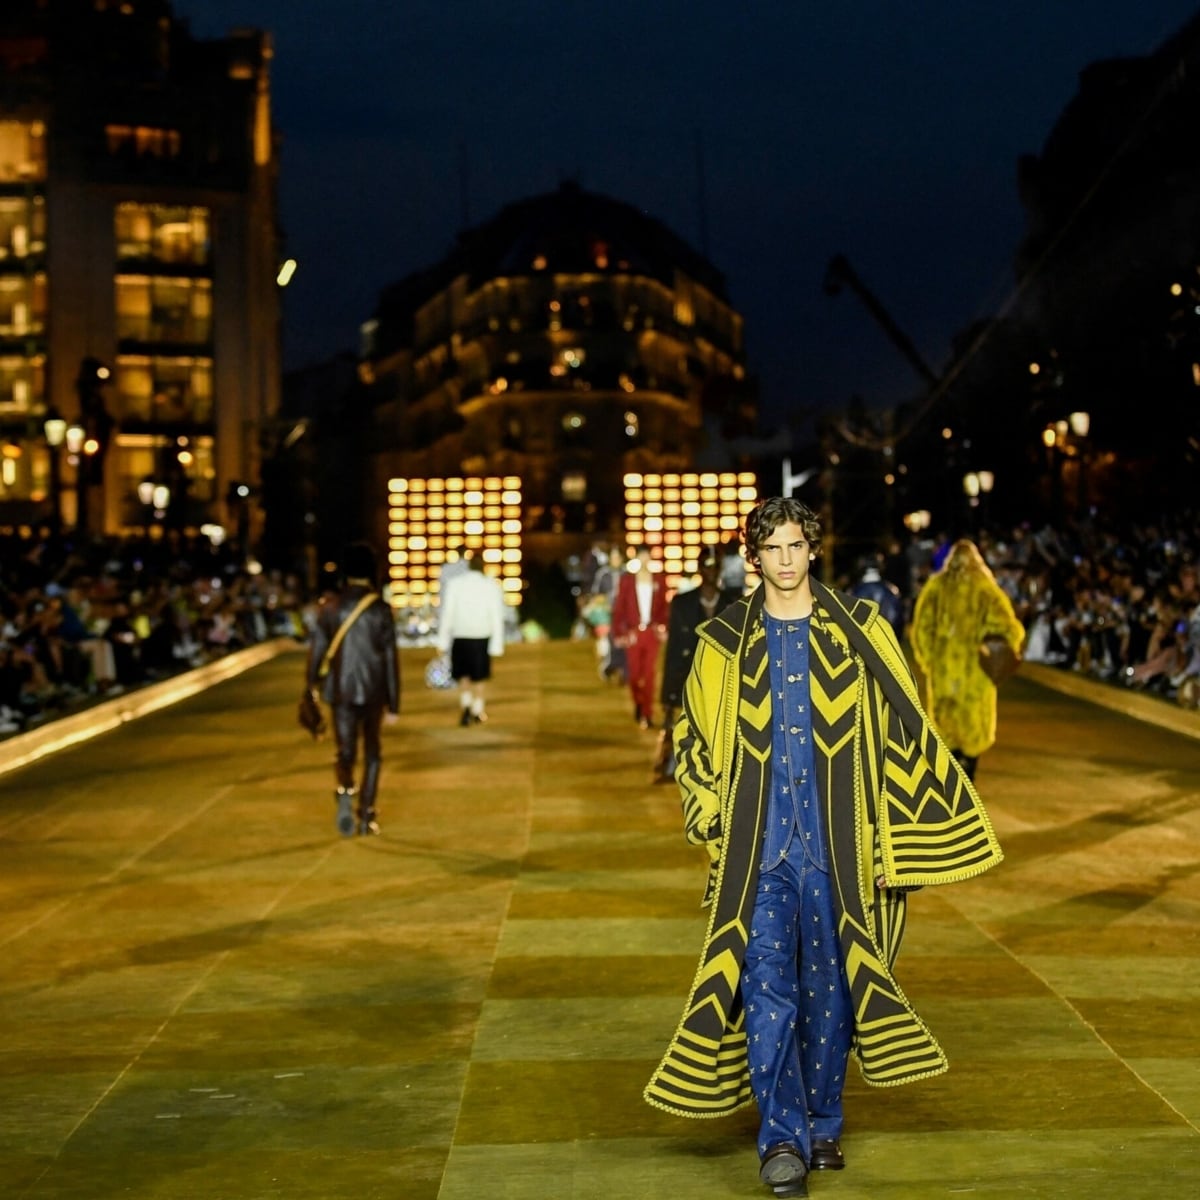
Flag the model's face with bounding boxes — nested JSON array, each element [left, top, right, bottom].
[[753, 521, 816, 602]]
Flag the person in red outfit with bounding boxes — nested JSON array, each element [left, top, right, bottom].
[[610, 544, 669, 729]]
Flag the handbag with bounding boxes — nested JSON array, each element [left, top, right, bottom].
[[298, 591, 379, 737], [297, 687, 327, 739], [979, 635, 1021, 685], [425, 652, 454, 689]]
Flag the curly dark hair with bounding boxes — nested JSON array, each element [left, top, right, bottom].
[[743, 496, 823, 563]]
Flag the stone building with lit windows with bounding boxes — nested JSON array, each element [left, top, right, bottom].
[[0, 0, 280, 536], [357, 181, 755, 565]]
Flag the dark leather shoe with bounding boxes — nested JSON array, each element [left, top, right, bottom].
[[759, 1144, 807, 1196], [335, 790, 355, 837], [810, 1137, 844, 1170]]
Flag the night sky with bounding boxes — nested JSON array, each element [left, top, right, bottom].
[[180, 1, 1200, 429]]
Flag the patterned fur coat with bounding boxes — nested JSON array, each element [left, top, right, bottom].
[[643, 581, 1003, 1118], [910, 544, 1026, 757]]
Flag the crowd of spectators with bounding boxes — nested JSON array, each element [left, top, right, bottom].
[[5, 507, 1198, 739], [872, 511, 1200, 708], [0, 530, 309, 737]]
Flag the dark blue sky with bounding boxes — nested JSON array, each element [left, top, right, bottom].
[[181, 1, 1200, 428]]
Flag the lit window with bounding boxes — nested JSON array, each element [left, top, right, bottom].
[[0, 120, 47, 182], [115, 203, 211, 267], [106, 125, 182, 159]]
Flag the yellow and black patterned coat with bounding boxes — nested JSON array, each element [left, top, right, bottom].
[[643, 581, 1003, 1119]]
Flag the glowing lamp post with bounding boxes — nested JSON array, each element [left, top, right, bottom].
[[1068, 411, 1090, 510], [42, 408, 67, 532], [963, 470, 994, 529]]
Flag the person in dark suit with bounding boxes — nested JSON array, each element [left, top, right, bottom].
[[849, 553, 904, 635], [306, 543, 400, 836], [653, 549, 740, 781]]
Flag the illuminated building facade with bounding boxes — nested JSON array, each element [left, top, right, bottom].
[[623, 471, 758, 586], [359, 182, 754, 566], [0, 0, 281, 535], [386, 476, 524, 611]]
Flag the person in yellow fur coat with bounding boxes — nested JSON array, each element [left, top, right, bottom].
[[910, 538, 1025, 781]]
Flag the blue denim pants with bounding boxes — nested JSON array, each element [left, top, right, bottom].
[[741, 847, 853, 1162]]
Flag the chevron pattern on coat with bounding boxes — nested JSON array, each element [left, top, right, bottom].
[[644, 583, 1003, 1118]]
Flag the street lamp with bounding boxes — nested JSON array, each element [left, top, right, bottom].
[[42, 407, 66, 533], [1068, 410, 1090, 510], [963, 470, 995, 529], [137, 477, 170, 533], [70, 426, 100, 535]]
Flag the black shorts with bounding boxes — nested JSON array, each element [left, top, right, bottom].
[[450, 638, 491, 682]]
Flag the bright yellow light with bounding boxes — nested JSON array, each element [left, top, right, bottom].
[[624, 471, 756, 584], [387, 477, 522, 609]]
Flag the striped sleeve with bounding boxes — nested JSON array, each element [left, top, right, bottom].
[[675, 640, 722, 849]]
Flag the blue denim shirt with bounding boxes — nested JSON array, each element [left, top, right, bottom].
[[760, 613, 825, 873]]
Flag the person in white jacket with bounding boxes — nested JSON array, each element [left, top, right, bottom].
[[437, 555, 507, 725]]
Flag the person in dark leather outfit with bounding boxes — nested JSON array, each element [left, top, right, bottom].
[[848, 553, 904, 636], [306, 543, 400, 836]]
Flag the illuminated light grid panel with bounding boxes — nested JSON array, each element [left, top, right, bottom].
[[623, 471, 758, 582], [386, 476, 523, 607]]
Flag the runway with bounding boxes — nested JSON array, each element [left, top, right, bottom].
[[1, 641, 1197, 1199]]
